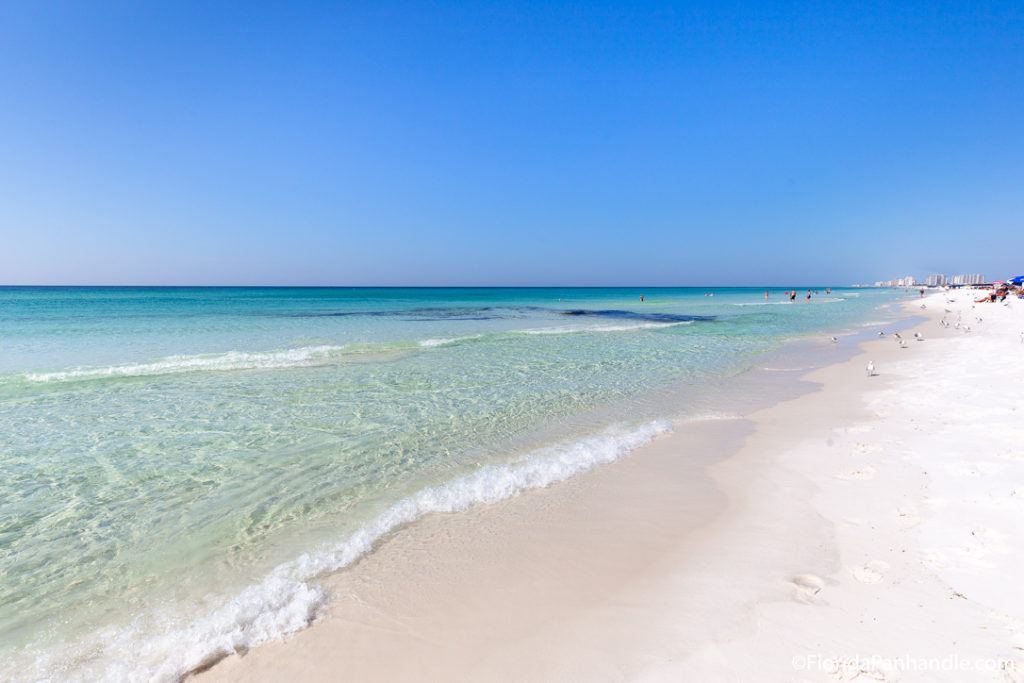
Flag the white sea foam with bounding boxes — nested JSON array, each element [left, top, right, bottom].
[[418, 334, 484, 347], [23, 346, 351, 382], [22, 420, 670, 682]]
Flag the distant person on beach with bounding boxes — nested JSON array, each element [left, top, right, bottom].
[[790, 290, 796, 302], [806, 290, 811, 301], [826, 287, 831, 294], [765, 290, 769, 299], [920, 289, 925, 297], [640, 294, 644, 302]]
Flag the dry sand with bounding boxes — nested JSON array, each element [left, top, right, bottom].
[[199, 290, 1024, 682]]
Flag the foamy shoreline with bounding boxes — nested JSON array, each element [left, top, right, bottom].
[[199, 289, 1024, 682]]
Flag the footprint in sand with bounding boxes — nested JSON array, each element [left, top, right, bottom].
[[1003, 660, 1024, 683], [851, 561, 889, 584], [791, 573, 825, 603], [837, 466, 876, 481], [896, 508, 921, 527]]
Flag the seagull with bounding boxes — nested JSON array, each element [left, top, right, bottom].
[[914, 332, 924, 341], [894, 333, 902, 341], [899, 339, 908, 348], [866, 360, 875, 376], [830, 336, 839, 343], [955, 322, 960, 329], [877, 331, 885, 337]]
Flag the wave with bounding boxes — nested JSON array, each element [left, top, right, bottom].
[[21, 345, 366, 383], [20, 421, 670, 681], [19, 319, 700, 383], [418, 334, 485, 347]]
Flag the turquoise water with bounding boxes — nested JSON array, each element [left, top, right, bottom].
[[0, 286, 903, 680]]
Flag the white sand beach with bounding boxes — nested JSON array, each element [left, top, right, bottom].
[[200, 289, 1024, 682]]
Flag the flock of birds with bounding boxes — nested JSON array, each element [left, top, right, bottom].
[[840, 295, 1024, 378], [856, 330, 926, 376]]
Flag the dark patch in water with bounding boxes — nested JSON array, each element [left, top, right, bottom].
[[559, 309, 713, 323], [264, 306, 547, 321], [258, 305, 708, 325]]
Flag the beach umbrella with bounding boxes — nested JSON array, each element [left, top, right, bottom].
[[1009, 275, 1024, 285]]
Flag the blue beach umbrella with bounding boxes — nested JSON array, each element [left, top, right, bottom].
[[1009, 275, 1024, 285]]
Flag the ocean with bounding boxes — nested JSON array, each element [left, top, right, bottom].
[[0, 286, 905, 680]]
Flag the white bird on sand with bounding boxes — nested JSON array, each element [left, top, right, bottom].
[[899, 339, 908, 348], [830, 336, 839, 343], [914, 332, 924, 341], [877, 331, 885, 337], [866, 360, 875, 376]]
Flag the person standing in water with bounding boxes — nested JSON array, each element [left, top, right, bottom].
[[765, 290, 769, 299], [640, 294, 644, 302], [789, 290, 796, 302]]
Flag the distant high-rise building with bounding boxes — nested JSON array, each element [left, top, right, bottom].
[[926, 274, 947, 286], [950, 274, 986, 285]]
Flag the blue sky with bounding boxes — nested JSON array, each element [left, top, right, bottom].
[[1, 1, 1021, 285]]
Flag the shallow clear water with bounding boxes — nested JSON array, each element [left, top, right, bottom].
[[0, 286, 903, 679]]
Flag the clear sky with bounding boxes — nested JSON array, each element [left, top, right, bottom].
[[1, 1, 1021, 286]]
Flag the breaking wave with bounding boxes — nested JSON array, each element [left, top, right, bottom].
[[17, 421, 671, 682]]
